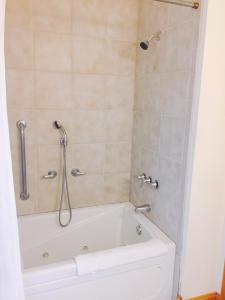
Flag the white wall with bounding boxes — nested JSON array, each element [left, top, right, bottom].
[[180, 0, 225, 298], [0, 0, 25, 299]]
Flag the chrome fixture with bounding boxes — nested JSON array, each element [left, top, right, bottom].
[[71, 168, 86, 177], [151, 180, 159, 189], [135, 204, 151, 213], [137, 173, 159, 189], [136, 224, 142, 235], [17, 120, 29, 200], [54, 120, 72, 227], [42, 170, 57, 179], [153, 0, 199, 9], [143, 176, 152, 184], [137, 173, 147, 180], [140, 31, 161, 50], [144, 176, 159, 189], [137, 173, 147, 187], [54, 120, 68, 146]]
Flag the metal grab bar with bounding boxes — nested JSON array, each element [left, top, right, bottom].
[[153, 0, 199, 9], [17, 120, 29, 200]]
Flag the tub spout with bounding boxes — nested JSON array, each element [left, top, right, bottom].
[[135, 204, 151, 213]]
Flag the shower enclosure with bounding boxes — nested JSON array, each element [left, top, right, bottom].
[[4, 0, 201, 299]]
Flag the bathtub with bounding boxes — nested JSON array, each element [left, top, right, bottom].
[[18, 203, 175, 300]]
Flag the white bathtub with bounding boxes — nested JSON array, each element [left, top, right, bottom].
[[19, 203, 175, 300]]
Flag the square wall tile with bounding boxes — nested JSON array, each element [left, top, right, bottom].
[[72, 36, 106, 74], [142, 112, 160, 152], [72, 0, 107, 38], [106, 0, 138, 42], [35, 71, 72, 109], [104, 143, 131, 174], [70, 144, 105, 175], [159, 117, 186, 162], [72, 110, 104, 144], [106, 40, 137, 75], [104, 173, 130, 203], [6, 69, 34, 109], [103, 110, 133, 143], [158, 157, 182, 198], [69, 175, 104, 208], [73, 74, 105, 110], [104, 76, 134, 110], [35, 32, 72, 71], [5, 29, 34, 69]]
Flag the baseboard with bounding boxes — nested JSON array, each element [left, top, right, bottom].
[[189, 293, 219, 300], [177, 292, 223, 300], [221, 263, 225, 299]]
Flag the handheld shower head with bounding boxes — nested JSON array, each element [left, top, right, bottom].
[[54, 120, 68, 146]]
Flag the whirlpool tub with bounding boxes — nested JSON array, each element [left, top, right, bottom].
[[19, 203, 175, 300]]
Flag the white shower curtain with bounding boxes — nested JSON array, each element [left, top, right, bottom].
[[0, 0, 25, 299]]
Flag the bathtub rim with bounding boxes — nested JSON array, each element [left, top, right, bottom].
[[18, 202, 174, 246]]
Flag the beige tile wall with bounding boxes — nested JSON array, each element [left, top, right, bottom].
[[132, 0, 200, 241], [130, 0, 200, 297], [5, 0, 138, 215]]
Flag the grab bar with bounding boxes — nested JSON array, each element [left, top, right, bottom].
[[17, 120, 29, 200]]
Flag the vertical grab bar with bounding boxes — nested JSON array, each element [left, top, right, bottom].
[[17, 120, 29, 200]]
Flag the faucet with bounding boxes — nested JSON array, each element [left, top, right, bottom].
[[137, 173, 159, 189], [135, 204, 151, 213]]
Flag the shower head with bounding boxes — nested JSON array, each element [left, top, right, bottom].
[[54, 120, 62, 129], [140, 40, 149, 50], [140, 31, 161, 50], [54, 120, 68, 146]]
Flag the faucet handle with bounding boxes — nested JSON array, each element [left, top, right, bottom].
[[137, 173, 146, 187], [137, 173, 147, 180], [42, 170, 57, 179], [143, 176, 152, 184], [71, 168, 86, 177], [151, 180, 159, 189]]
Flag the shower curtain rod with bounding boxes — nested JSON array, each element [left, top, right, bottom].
[[153, 0, 199, 9]]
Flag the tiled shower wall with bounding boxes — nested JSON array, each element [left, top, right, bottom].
[[5, 0, 138, 215], [130, 0, 200, 296]]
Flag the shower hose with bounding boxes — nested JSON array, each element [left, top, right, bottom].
[[59, 144, 72, 227]]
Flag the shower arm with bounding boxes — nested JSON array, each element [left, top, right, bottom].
[[153, 0, 199, 9]]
